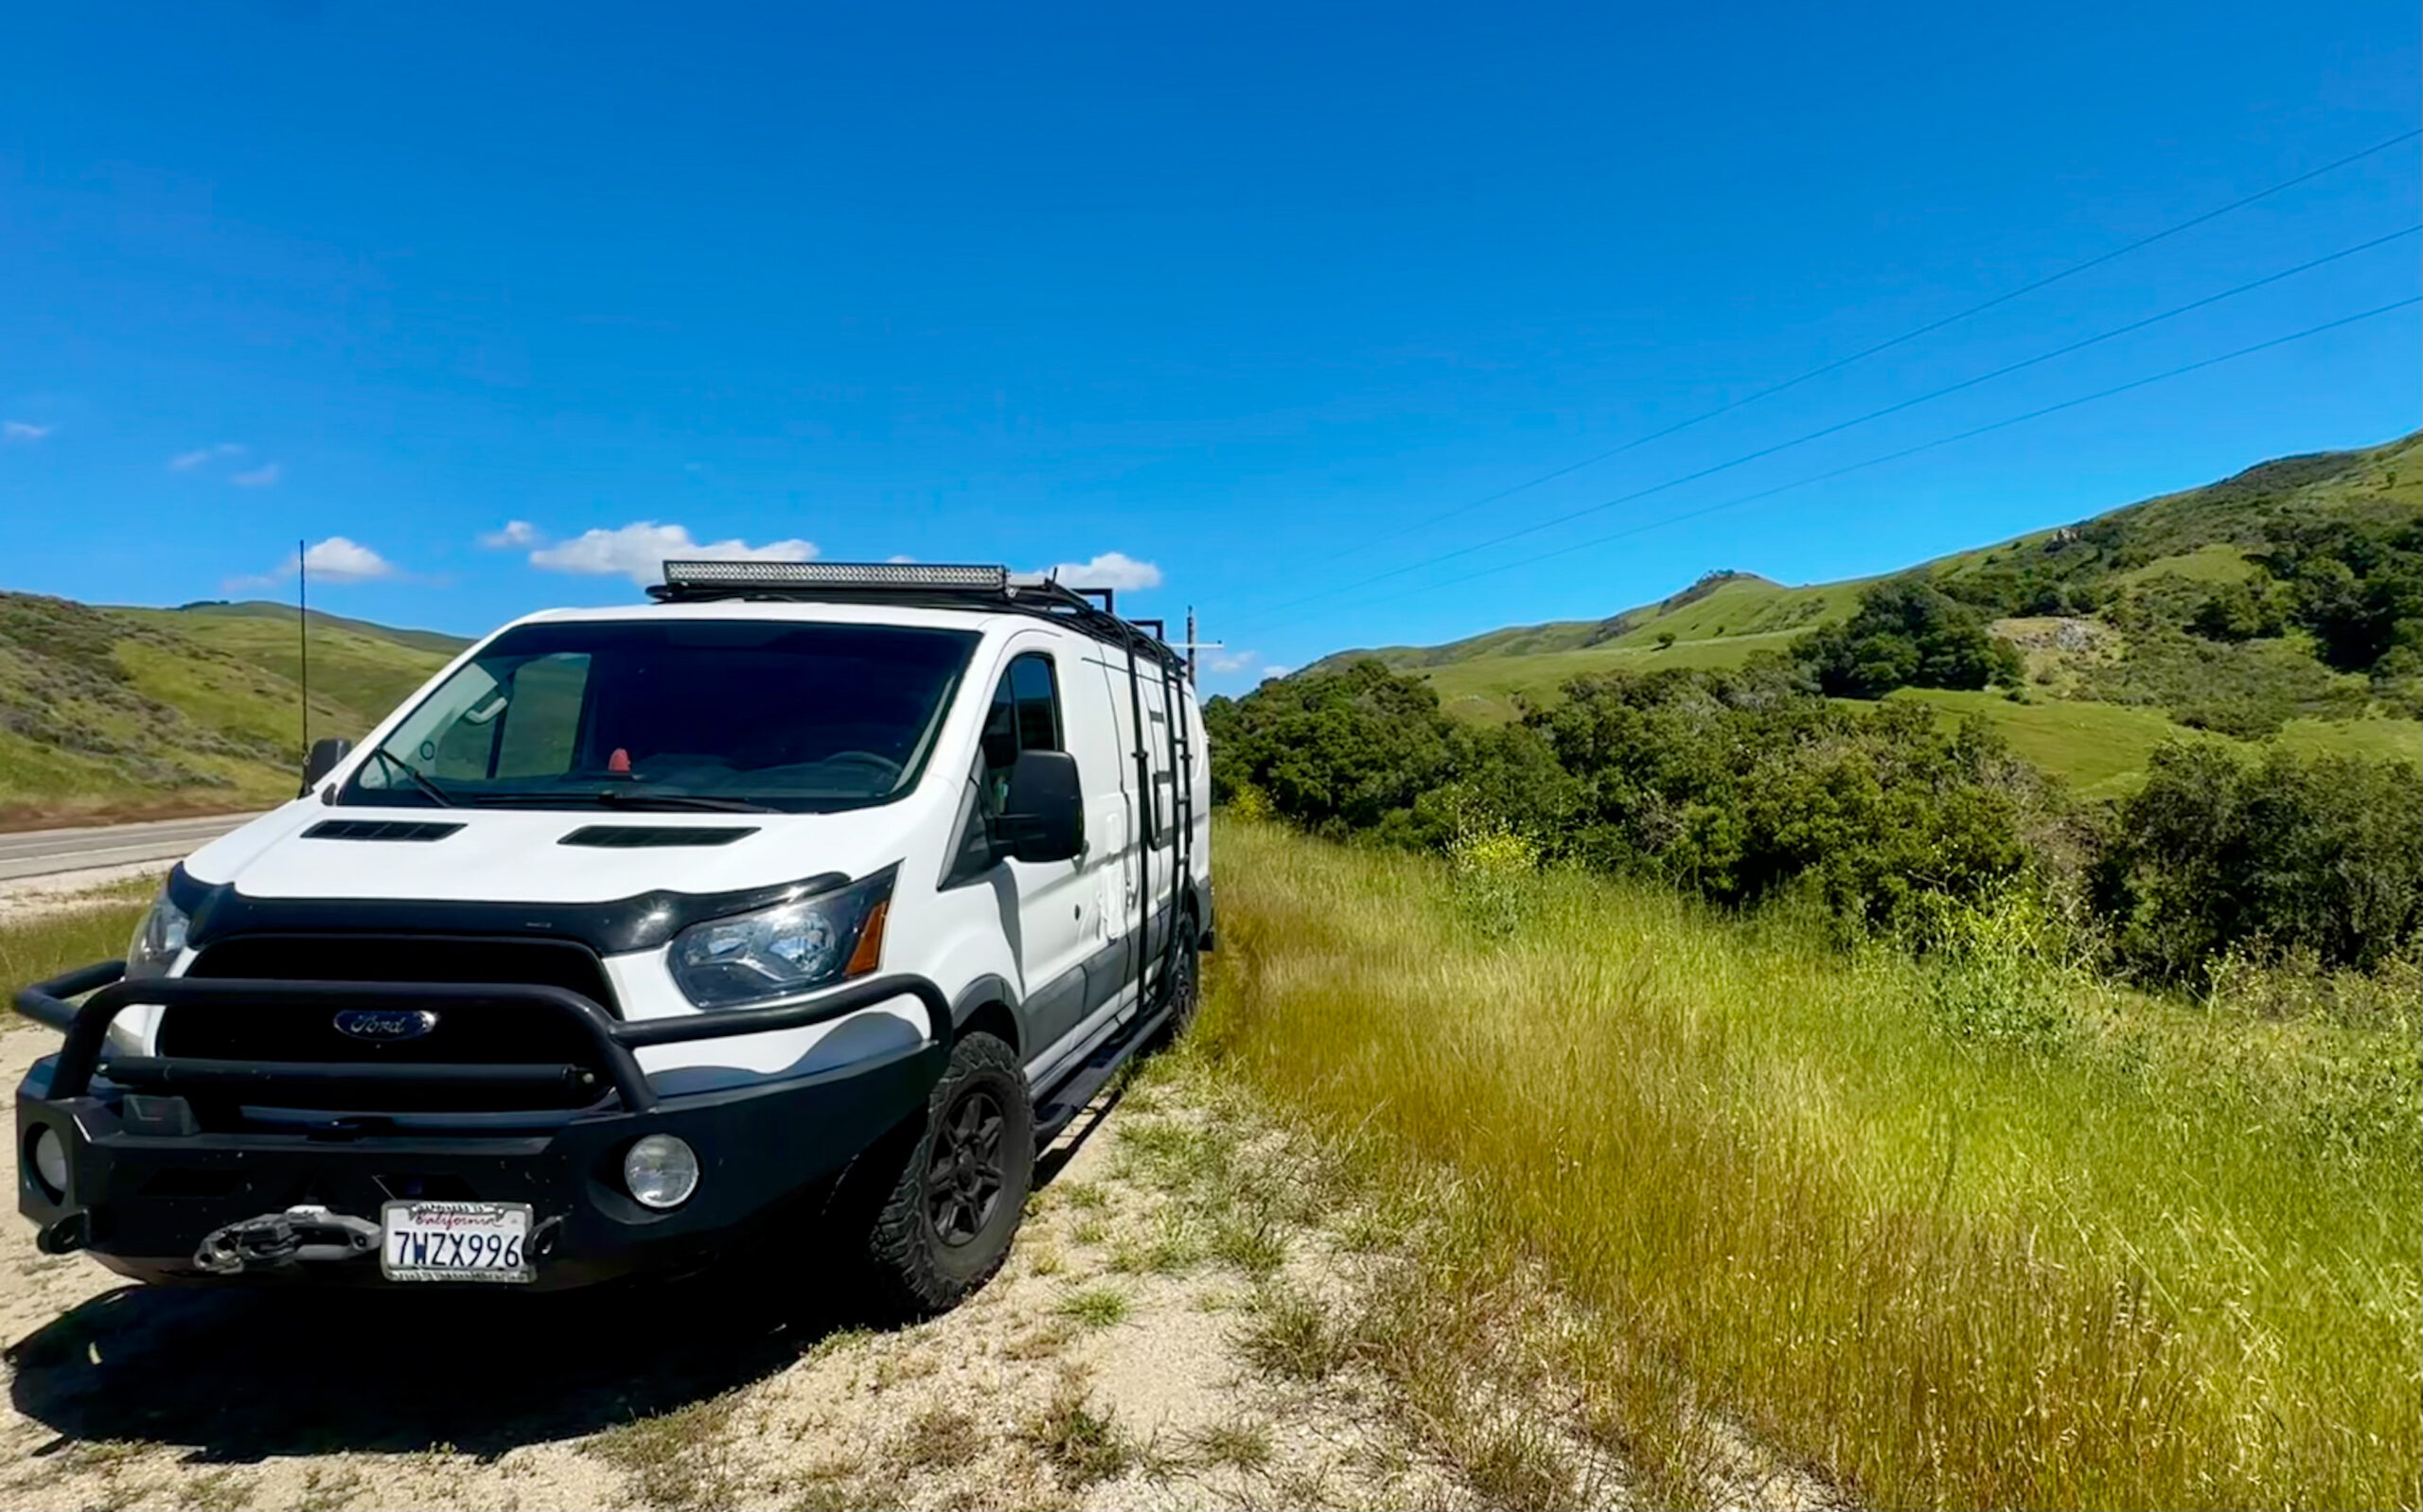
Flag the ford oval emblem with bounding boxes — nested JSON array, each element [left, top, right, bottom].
[[332, 1009, 440, 1043]]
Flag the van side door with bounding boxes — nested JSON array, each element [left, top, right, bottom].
[[964, 647, 1095, 1060]]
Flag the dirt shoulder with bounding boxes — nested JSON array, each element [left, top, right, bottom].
[[0, 802, 256, 837], [0, 1012, 1840, 1512], [0, 1030, 1482, 1512], [0, 868, 170, 927]]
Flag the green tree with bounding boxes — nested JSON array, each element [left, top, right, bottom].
[[1794, 579, 2024, 698], [2095, 741, 2423, 980], [1203, 659, 1457, 839], [2186, 578, 2288, 642], [2256, 519, 2423, 674]]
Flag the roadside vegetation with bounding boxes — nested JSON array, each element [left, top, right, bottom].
[[1204, 638, 2417, 1503], [0, 893, 149, 989], [1210, 657, 2419, 989], [1194, 818, 2419, 1507], [0, 593, 460, 826]]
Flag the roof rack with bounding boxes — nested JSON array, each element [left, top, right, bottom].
[[646, 559, 1186, 674]]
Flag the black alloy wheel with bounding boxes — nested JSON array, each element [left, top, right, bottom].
[[846, 1029, 1034, 1315], [926, 1086, 1007, 1246]]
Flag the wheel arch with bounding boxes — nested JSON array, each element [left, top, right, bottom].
[[950, 974, 1021, 1057]]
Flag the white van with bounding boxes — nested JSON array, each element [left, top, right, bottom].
[[14, 560, 1211, 1312]]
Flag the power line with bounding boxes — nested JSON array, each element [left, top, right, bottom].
[[1247, 295, 2422, 638], [1243, 221, 2419, 623], [1318, 125, 2423, 569]]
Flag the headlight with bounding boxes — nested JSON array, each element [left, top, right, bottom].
[[125, 892, 191, 982], [623, 1134, 700, 1209], [666, 870, 893, 1010], [27, 1126, 68, 1201]]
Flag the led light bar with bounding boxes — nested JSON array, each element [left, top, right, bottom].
[[660, 559, 1009, 590]]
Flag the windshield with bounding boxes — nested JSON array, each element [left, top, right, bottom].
[[341, 619, 981, 814]]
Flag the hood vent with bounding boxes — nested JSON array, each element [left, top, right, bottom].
[[303, 819, 466, 843], [558, 825, 761, 849]]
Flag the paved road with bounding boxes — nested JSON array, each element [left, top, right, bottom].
[[0, 814, 262, 885]]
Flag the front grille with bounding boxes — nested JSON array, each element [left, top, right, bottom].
[[161, 935, 620, 1113]]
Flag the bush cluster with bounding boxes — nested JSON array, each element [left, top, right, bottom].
[[2255, 518, 2423, 678], [1207, 657, 2418, 986], [2094, 740, 2422, 982], [1211, 658, 2043, 941], [1791, 578, 2023, 697]]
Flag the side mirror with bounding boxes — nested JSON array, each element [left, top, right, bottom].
[[301, 736, 355, 793], [996, 750, 1084, 864]]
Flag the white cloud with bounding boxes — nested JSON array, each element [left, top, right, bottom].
[[481, 519, 542, 549], [231, 463, 282, 487], [3, 420, 54, 443], [226, 536, 399, 591], [885, 554, 918, 564], [303, 536, 397, 583], [1208, 649, 1257, 675], [170, 442, 244, 470], [1037, 551, 1162, 592], [529, 521, 818, 587], [1259, 666, 1290, 681]]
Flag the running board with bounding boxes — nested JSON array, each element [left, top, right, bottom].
[[1033, 996, 1176, 1142]]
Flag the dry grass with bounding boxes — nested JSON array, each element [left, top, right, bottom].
[[588, 1391, 746, 1509], [1194, 818, 2422, 1509], [1234, 1284, 1349, 1382], [1052, 1283, 1130, 1329], [1021, 1378, 1135, 1488], [1187, 1415, 1274, 1471]]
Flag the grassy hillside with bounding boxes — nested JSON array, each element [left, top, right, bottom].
[[0, 594, 465, 826], [1310, 431, 2423, 784]]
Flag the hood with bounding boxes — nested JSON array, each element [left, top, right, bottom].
[[183, 797, 929, 905]]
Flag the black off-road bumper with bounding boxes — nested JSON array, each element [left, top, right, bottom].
[[13, 962, 949, 1292]]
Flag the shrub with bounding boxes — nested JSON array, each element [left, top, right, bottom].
[[1913, 883, 2091, 1050], [1204, 659, 1456, 838], [1445, 822, 1540, 939], [2186, 578, 2289, 642], [2095, 741, 2423, 981], [1793, 578, 2024, 697], [1532, 671, 2039, 936], [2255, 518, 2423, 675]]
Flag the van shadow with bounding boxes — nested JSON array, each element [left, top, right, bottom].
[[8, 1265, 829, 1462], [7, 1098, 1123, 1465]]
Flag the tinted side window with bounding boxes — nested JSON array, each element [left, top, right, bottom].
[[980, 652, 1064, 808], [950, 651, 1069, 885], [1012, 657, 1062, 752]]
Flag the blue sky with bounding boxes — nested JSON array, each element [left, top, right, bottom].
[[2, 1, 2416, 692]]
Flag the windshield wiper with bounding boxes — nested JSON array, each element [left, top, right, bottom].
[[592, 789, 780, 814], [366, 747, 457, 808], [466, 788, 780, 814]]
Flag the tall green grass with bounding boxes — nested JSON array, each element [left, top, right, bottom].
[[1198, 819, 2419, 1508], [0, 897, 151, 1001]]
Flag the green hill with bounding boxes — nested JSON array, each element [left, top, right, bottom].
[[1306, 431, 2423, 786], [0, 595, 468, 826]]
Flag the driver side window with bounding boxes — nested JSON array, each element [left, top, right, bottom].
[[950, 651, 1065, 884], [980, 653, 1064, 810]]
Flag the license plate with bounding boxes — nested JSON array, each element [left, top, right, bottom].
[[380, 1201, 535, 1283]]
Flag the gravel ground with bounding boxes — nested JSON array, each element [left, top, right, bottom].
[[0, 1026, 1476, 1512]]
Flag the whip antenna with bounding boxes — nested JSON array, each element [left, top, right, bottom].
[[297, 537, 310, 764]]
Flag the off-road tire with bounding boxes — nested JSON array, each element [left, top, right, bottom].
[[853, 1030, 1034, 1317], [1158, 921, 1201, 1040]]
